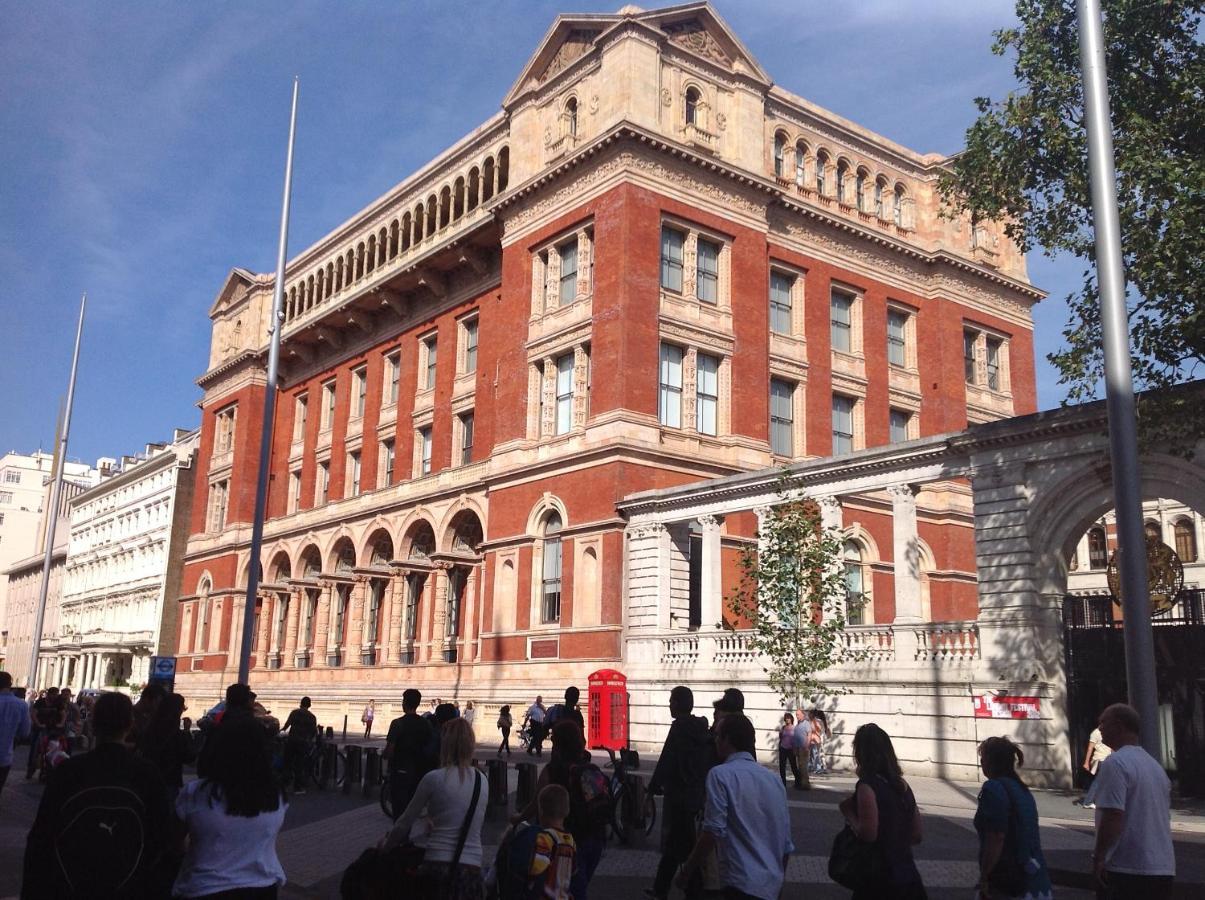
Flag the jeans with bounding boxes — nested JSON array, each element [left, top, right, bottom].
[[389, 770, 421, 821], [283, 740, 310, 790], [571, 836, 604, 900], [498, 727, 510, 754], [778, 747, 801, 785], [653, 802, 702, 899]]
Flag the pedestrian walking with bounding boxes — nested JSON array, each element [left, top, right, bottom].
[[647, 685, 712, 900], [524, 695, 547, 756], [383, 688, 436, 821], [280, 696, 319, 793], [130, 682, 166, 747], [27, 685, 65, 779], [974, 737, 1052, 899], [383, 718, 488, 900], [22, 691, 174, 899], [173, 706, 288, 899], [676, 713, 794, 900], [1075, 726, 1113, 808], [463, 699, 476, 730], [793, 708, 811, 790], [1090, 703, 1175, 899], [362, 699, 376, 739], [497, 704, 513, 756], [136, 691, 195, 804], [809, 709, 830, 775], [778, 712, 802, 788], [545, 686, 585, 732], [838, 723, 926, 900], [0, 671, 32, 802]]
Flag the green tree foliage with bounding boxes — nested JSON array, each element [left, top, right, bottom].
[[727, 477, 859, 705], [940, 0, 1204, 432]]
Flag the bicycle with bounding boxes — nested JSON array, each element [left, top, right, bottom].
[[604, 748, 656, 844]]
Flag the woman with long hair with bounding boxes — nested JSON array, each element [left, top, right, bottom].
[[974, 737, 1052, 899], [809, 709, 830, 775], [838, 723, 926, 899], [172, 717, 287, 898], [496, 704, 512, 757], [137, 692, 195, 802], [779, 712, 802, 785], [383, 717, 488, 900]]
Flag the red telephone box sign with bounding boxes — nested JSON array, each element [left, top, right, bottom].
[[588, 669, 628, 751]]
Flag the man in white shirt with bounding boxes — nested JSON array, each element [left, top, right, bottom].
[[1091, 703, 1175, 899], [525, 695, 546, 756], [677, 714, 793, 900]]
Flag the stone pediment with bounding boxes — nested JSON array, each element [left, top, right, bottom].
[[207, 267, 259, 319], [661, 18, 729, 66], [538, 28, 603, 82]]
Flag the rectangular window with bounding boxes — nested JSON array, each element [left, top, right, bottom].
[[348, 451, 361, 496], [660, 226, 684, 293], [986, 337, 1002, 391], [3, 469, 20, 484], [215, 405, 236, 453], [404, 575, 422, 642], [887, 310, 908, 367], [832, 395, 855, 455], [352, 367, 367, 418], [555, 353, 574, 435], [0, 492, 11, 505], [293, 394, 308, 441], [830, 289, 853, 353], [558, 242, 578, 306], [696, 353, 719, 436], [463, 321, 478, 374], [770, 379, 794, 456], [318, 461, 330, 505], [658, 343, 683, 428], [289, 470, 301, 514], [889, 408, 911, 443], [424, 337, 437, 391], [769, 271, 794, 335], [322, 380, 336, 430], [542, 537, 563, 624], [385, 353, 400, 405], [964, 330, 978, 384], [696, 238, 720, 304], [419, 427, 432, 475], [381, 440, 395, 486], [210, 480, 229, 531], [460, 413, 475, 465]]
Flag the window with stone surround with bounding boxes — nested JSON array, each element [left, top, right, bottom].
[[317, 461, 330, 506], [887, 306, 914, 369], [347, 450, 361, 496], [963, 325, 1011, 395], [379, 439, 395, 487], [207, 479, 229, 531], [383, 351, 401, 407], [351, 366, 367, 419], [844, 540, 872, 625], [831, 394, 859, 455], [773, 131, 787, 178], [293, 393, 308, 442], [1087, 526, 1108, 569], [528, 344, 591, 440], [457, 412, 475, 465], [459, 316, 478, 375], [830, 286, 861, 355], [769, 267, 805, 338], [661, 219, 731, 309], [696, 238, 720, 304], [889, 407, 914, 443], [554, 354, 574, 435], [1175, 518, 1197, 562], [416, 427, 432, 476], [288, 469, 301, 514], [541, 511, 563, 624], [770, 378, 796, 457], [659, 343, 683, 428], [696, 353, 719, 436], [214, 404, 236, 455], [532, 227, 593, 316], [420, 334, 438, 392], [660, 226, 685, 294], [321, 379, 336, 432], [658, 340, 730, 437]]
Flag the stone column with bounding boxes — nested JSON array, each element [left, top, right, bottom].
[[283, 589, 301, 665], [386, 574, 405, 663], [312, 583, 332, 666], [430, 565, 450, 661], [255, 595, 272, 669], [461, 566, 479, 663], [699, 515, 724, 630], [267, 594, 282, 655], [890, 485, 923, 624], [346, 579, 366, 665], [653, 523, 672, 630], [418, 574, 434, 662]]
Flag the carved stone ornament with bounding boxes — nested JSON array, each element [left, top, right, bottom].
[[540, 29, 601, 82], [544, 126, 555, 148], [589, 94, 600, 115], [662, 20, 731, 66], [661, 87, 673, 107], [716, 112, 727, 132]]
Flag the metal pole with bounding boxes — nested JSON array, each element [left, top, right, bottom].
[[27, 294, 86, 687], [238, 77, 299, 684], [1076, 0, 1160, 757]]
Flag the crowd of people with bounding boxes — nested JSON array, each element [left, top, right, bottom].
[[0, 668, 1184, 900]]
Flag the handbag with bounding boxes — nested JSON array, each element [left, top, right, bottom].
[[827, 824, 882, 891]]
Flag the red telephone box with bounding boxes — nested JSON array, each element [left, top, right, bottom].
[[587, 669, 628, 751]]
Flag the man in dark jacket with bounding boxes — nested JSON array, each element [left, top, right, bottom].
[[383, 688, 434, 820], [197, 682, 264, 777], [22, 691, 172, 899], [647, 685, 713, 900]]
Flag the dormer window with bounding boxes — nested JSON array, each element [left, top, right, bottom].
[[685, 87, 701, 127]]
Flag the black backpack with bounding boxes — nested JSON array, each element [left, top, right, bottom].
[[53, 784, 151, 896]]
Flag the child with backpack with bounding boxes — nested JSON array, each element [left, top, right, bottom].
[[496, 784, 577, 900]]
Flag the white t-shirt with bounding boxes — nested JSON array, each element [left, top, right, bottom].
[[1089, 728, 1113, 773], [173, 780, 288, 898], [1093, 744, 1175, 876], [527, 703, 545, 722], [389, 767, 487, 866]]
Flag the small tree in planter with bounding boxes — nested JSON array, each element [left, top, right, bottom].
[[727, 475, 861, 782]]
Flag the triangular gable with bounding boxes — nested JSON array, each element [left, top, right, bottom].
[[206, 267, 257, 319], [636, 3, 771, 85], [503, 14, 617, 108]]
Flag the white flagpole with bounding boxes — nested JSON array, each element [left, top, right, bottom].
[[28, 293, 86, 688], [238, 77, 299, 684]]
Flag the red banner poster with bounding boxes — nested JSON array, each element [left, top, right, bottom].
[[974, 693, 1041, 719]]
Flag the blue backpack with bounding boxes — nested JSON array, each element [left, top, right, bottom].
[[494, 823, 574, 900]]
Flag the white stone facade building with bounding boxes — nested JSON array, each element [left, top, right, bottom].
[[44, 430, 199, 692], [1066, 499, 1205, 593]]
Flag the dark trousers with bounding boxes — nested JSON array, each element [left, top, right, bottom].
[[192, 886, 279, 899], [1098, 872, 1174, 900], [570, 836, 604, 900], [653, 802, 702, 899], [283, 740, 309, 789], [389, 770, 421, 821], [778, 747, 801, 785], [498, 727, 510, 754], [0, 764, 9, 797], [723, 890, 762, 900], [25, 727, 40, 776]]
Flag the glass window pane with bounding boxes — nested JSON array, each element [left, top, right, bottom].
[[831, 291, 852, 352], [770, 272, 793, 335], [660, 227, 684, 293], [555, 353, 574, 435], [559, 242, 578, 306], [697, 239, 719, 304], [659, 344, 682, 427], [887, 311, 907, 367], [770, 379, 793, 456], [697, 353, 718, 436], [889, 409, 910, 443], [964, 331, 978, 383], [832, 395, 854, 455]]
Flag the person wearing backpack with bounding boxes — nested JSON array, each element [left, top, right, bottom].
[[544, 687, 585, 734], [498, 784, 577, 900], [513, 720, 607, 900], [647, 685, 714, 900], [22, 691, 173, 899], [973, 736, 1051, 899]]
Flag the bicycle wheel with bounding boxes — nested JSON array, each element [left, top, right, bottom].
[[379, 777, 393, 819], [610, 783, 628, 844], [332, 750, 347, 786], [308, 751, 323, 788]]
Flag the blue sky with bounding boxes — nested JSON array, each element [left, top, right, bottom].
[[0, 0, 1081, 464]]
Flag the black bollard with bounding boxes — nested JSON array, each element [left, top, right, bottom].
[[342, 715, 348, 743], [326, 725, 334, 741], [319, 742, 337, 790], [515, 761, 538, 813], [344, 744, 362, 795], [486, 758, 508, 821], [363, 748, 381, 796]]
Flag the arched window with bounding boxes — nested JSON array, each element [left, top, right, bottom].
[[855, 169, 867, 211], [815, 152, 829, 196], [541, 511, 563, 624], [1174, 518, 1197, 562], [685, 87, 701, 127], [836, 160, 849, 202], [196, 577, 212, 652], [875, 177, 887, 218], [1087, 526, 1108, 570], [795, 141, 807, 187], [893, 184, 906, 226], [843, 541, 867, 625], [565, 97, 578, 138], [773, 132, 786, 178]]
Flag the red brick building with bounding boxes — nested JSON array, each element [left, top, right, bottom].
[[173, 3, 1041, 722]]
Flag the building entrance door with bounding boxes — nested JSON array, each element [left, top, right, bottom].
[[1063, 591, 1205, 797]]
